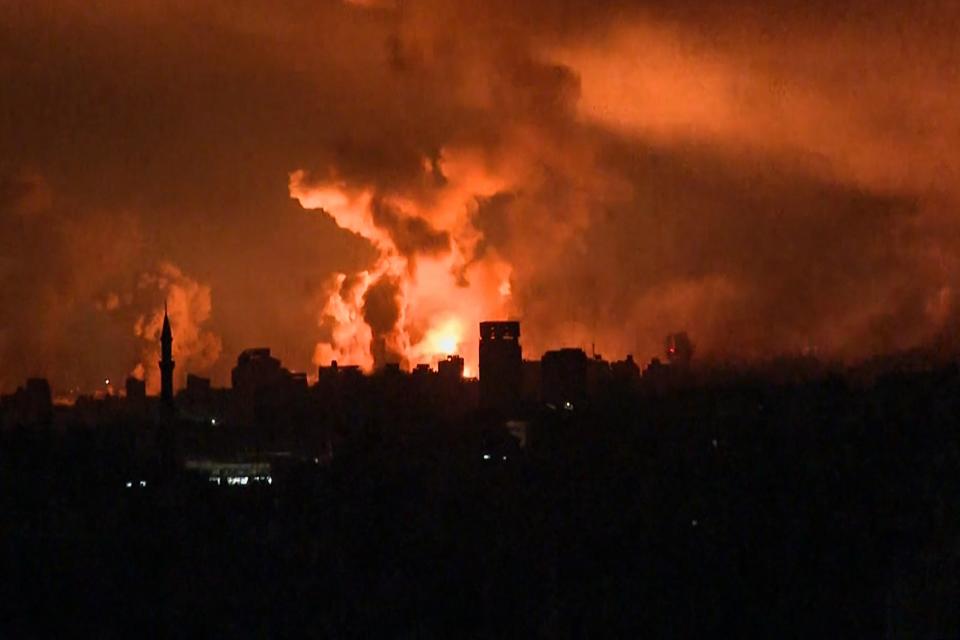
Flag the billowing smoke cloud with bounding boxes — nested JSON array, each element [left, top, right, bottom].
[[289, 0, 960, 368], [0, 166, 222, 396], [370, 198, 450, 258], [290, 149, 514, 372], [3, 0, 960, 391], [129, 262, 222, 394]]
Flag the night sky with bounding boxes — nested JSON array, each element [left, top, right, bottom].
[[2, 0, 959, 395]]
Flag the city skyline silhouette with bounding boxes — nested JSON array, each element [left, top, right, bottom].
[[3, 1, 960, 636]]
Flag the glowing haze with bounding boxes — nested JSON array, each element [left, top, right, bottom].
[[2, 0, 960, 393]]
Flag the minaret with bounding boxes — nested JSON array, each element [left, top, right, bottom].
[[159, 301, 175, 411]]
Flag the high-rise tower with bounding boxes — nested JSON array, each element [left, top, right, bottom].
[[479, 321, 522, 412], [160, 301, 175, 411]]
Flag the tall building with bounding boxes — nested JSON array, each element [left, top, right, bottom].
[[231, 348, 308, 426], [479, 321, 522, 412], [159, 302, 175, 412]]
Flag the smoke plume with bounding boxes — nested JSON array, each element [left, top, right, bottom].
[[3, 0, 960, 391], [130, 262, 222, 394]]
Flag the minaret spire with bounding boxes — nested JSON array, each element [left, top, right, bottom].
[[159, 298, 175, 414]]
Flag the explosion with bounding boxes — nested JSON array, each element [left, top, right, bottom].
[[290, 148, 514, 373]]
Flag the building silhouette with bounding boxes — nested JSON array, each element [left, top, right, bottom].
[[438, 355, 464, 381], [185, 374, 211, 396], [521, 359, 541, 403], [231, 348, 308, 426], [177, 374, 219, 421], [3, 378, 54, 426], [541, 348, 588, 409], [479, 321, 522, 412], [125, 376, 146, 406], [232, 348, 284, 393], [413, 363, 433, 377], [318, 360, 363, 384], [611, 354, 640, 381], [159, 302, 175, 413]]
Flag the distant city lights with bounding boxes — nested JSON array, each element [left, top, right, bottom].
[[208, 475, 273, 486]]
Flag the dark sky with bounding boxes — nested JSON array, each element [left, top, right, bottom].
[[2, 0, 959, 395]]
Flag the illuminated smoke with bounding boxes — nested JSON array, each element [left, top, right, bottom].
[[0, 165, 224, 396], [5, 0, 960, 392], [290, 149, 513, 372], [130, 262, 222, 394]]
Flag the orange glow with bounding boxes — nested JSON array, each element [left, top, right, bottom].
[[131, 262, 222, 394], [290, 148, 514, 374], [6, 1, 960, 397], [549, 21, 960, 194], [421, 316, 463, 357]]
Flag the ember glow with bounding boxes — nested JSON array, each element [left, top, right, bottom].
[[2, 0, 960, 392]]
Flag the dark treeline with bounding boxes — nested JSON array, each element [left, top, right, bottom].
[[2, 366, 959, 638]]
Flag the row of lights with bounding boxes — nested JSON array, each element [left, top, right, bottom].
[[125, 475, 274, 488], [208, 475, 272, 486]]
